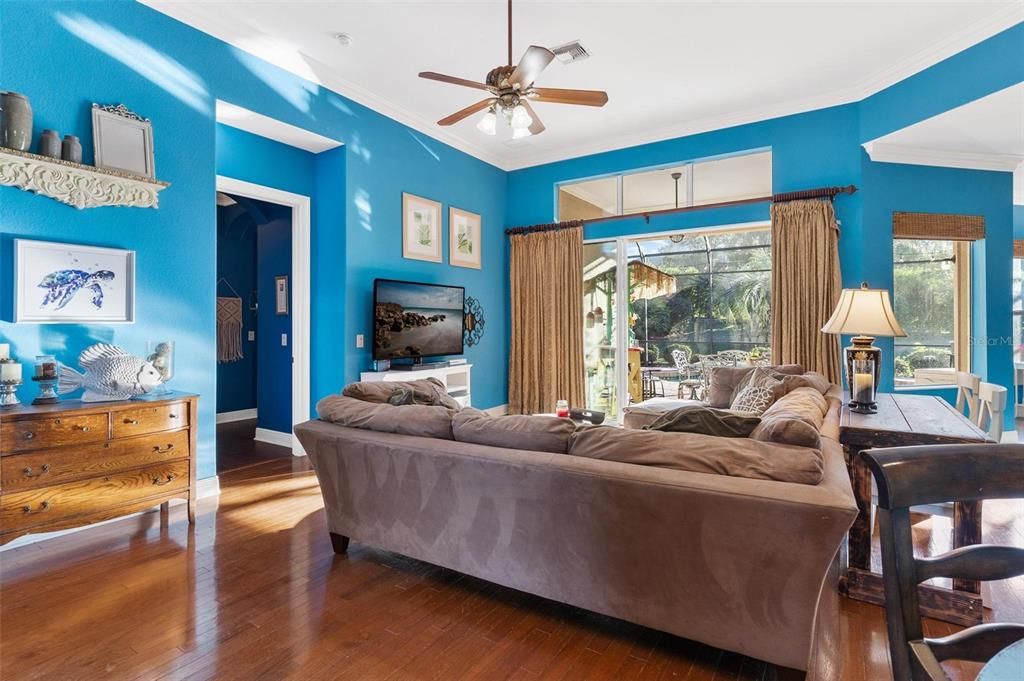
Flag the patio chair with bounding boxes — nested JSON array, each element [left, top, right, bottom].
[[717, 349, 750, 365], [671, 348, 703, 400]]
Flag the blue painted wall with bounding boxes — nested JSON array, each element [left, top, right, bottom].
[[0, 0, 508, 480], [255, 204, 292, 434], [215, 203, 257, 413]]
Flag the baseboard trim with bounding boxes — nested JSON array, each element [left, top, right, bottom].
[[254, 427, 294, 448], [217, 408, 258, 424], [0, 475, 221, 551], [484, 403, 509, 416]]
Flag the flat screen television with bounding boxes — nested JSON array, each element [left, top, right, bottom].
[[373, 278, 465, 362]]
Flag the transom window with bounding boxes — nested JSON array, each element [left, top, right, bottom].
[[1014, 248, 1023, 363], [558, 150, 772, 222]]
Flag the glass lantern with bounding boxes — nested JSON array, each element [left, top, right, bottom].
[[849, 357, 877, 414], [31, 354, 60, 405]]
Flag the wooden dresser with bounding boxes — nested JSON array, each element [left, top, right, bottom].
[[0, 392, 197, 545]]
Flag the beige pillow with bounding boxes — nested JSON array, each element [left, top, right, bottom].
[[452, 408, 576, 454], [343, 377, 460, 410], [729, 367, 784, 415], [706, 364, 803, 408], [317, 395, 455, 440], [568, 426, 824, 485], [774, 371, 831, 397], [749, 387, 829, 449]]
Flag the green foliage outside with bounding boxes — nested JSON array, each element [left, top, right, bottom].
[[892, 239, 956, 378]]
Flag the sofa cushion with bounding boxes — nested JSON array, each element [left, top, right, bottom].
[[452, 408, 577, 454], [774, 370, 832, 397], [568, 426, 824, 484], [343, 377, 460, 410], [645, 405, 762, 438], [317, 395, 456, 440], [707, 364, 803, 408], [749, 387, 829, 449], [622, 399, 704, 430]]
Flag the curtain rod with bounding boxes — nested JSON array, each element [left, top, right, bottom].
[[574, 184, 857, 227]]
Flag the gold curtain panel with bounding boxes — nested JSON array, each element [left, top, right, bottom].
[[508, 225, 586, 414], [892, 212, 986, 241], [770, 199, 842, 384], [1015, 240, 1024, 258]]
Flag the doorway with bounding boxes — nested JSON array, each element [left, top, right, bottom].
[[214, 177, 311, 471]]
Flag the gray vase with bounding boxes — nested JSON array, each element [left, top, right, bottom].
[[61, 135, 82, 164], [39, 129, 61, 158], [0, 91, 33, 151]]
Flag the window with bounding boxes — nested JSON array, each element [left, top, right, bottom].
[[557, 150, 771, 222], [628, 228, 772, 365], [892, 239, 971, 386], [1014, 248, 1023, 363]]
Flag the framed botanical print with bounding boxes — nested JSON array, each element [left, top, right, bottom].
[[402, 193, 442, 263], [449, 207, 481, 269], [14, 239, 135, 323]]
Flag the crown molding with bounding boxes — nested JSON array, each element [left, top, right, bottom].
[[862, 142, 1024, 172]]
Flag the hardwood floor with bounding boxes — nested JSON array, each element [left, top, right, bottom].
[[216, 418, 291, 473], [1, 456, 1020, 681]]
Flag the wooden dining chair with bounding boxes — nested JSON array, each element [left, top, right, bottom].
[[954, 372, 980, 423], [863, 444, 1024, 681], [976, 382, 1007, 442]]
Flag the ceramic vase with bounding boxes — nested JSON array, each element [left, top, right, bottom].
[[0, 91, 32, 152], [39, 129, 61, 158], [61, 135, 82, 163]]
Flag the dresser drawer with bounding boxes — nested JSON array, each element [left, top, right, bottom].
[[1, 429, 190, 492], [112, 402, 188, 438], [0, 459, 189, 533], [1, 413, 108, 454]]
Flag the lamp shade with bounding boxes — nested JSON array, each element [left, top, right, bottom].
[[821, 284, 907, 337]]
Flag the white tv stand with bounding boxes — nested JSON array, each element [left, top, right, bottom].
[[360, 363, 472, 408]]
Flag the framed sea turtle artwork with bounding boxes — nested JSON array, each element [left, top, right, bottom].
[[14, 239, 135, 323], [402, 192, 442, 263], [449, 207, 481, 270]]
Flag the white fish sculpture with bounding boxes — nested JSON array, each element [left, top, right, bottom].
[[59, 343, 165, 402]]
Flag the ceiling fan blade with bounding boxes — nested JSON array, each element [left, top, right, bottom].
[[437, 98, 496, 126], [509, 45, 554, 89], [532, 87, 609, 107], [419, 71, 490, 91], [520, 100, 545, 135]]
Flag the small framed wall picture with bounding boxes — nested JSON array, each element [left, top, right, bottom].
[[14, 239, 135, 323], [449, 207, 481, 269], [402, 192, 442, 263], [275, 275, 289, 315], [91, 103, 155, 178]]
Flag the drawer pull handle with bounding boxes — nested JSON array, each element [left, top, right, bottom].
[[125, 419, 140, 425], [153, 444, 175, 454], [22, 501, 50, 514], [153, 474, 176, 486], [23, 464, 51, 477], [169, 413, 179, 419], [23, 432, 35, 440], [73, 425, 91, 432]]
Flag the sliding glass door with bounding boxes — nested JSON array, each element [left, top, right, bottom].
[[583, 226, 771, 420]]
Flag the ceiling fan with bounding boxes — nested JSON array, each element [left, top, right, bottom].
[[418, 0, 608, 138]]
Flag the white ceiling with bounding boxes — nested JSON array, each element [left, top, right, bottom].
[[142, 1, 1023, 170], [863, 82, 1024, 202]]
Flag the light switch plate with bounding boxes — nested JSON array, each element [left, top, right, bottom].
[[281, 333, 288, 347], [356, 334, 364, 348], [248, 330, 255, 341]]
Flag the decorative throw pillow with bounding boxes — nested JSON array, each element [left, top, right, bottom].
[[706, 364, 803, 407], [730, 386, 776, 415], [644, 405, 761, 438]]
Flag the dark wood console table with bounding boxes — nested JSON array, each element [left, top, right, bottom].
[[839, 392, 994, 626]]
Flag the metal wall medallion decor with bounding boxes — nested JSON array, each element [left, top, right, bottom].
[[463, 296, 485, 347]]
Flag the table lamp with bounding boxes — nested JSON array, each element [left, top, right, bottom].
[[821, 282, 907, 413]]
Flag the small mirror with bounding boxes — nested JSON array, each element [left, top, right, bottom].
[[91, 103, 155, 178]]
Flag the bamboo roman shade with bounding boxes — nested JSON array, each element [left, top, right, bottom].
[[892, 212, 985, 241], [1015, 240, 1024, 258]]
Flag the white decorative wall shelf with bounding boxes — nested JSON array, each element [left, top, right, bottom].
[[0, 147, 169, 209]]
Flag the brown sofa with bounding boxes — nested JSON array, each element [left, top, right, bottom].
[[294, 384, 857, 674]]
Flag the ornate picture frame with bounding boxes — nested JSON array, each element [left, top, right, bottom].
[[14, 239, 136, 324], [449, 207, 482, 269], [402, 192, 442, 263], [92, 103, 155, 178]]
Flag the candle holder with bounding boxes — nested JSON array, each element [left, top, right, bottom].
[[0, 358, 23, 408], [31, 354, 60, 405], [849, 357, 877, 414]]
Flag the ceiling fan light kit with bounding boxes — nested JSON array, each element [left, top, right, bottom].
[[419, 0, 608, 138]]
